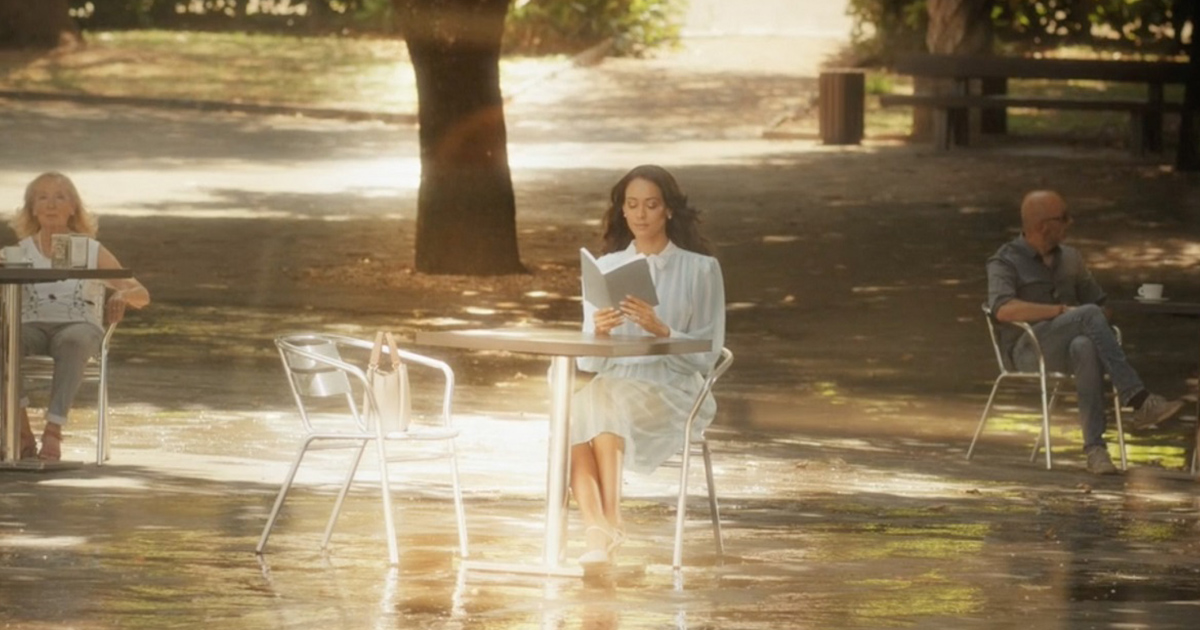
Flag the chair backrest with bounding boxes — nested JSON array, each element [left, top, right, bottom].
[[276, 334, 365, 432], [683, 348, 734, 438], [277, 334, 354, 397], [980, 304, 1013, 373], [708, 347, 734, 389]]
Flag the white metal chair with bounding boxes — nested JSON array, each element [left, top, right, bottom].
[[257, 332, 468, 565], [665, 347, 733, 570], [21, 291, 119, 466], [969, 304, 1127, 470]]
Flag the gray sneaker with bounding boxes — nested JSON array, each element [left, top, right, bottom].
[[1085, 445, 1118, 475], [1130, 394, 1185, 430]]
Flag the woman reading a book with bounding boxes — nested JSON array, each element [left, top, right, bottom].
[[571, 164, 726, 567]]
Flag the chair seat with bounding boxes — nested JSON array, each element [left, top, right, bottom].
[[305, 426, 460, 442], [21, 354, 104, 376], [382, 427, 459, 441]]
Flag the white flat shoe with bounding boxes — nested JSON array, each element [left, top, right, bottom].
[[579, 525, 615, 567], [578, 548, 610, 567], [607, 528, 626, 556]]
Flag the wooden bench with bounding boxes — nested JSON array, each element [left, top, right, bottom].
[[879, 53, 1190, 154]]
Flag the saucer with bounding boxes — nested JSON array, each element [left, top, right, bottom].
[[1135, 297, 1169, 304]]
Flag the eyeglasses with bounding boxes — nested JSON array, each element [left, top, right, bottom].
[[1043, 211, 1072, 224]]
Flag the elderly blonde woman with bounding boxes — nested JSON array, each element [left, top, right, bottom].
[[8, 172, 149, 461]]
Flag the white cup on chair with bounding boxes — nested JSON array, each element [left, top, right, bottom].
[[1137, 283, 1164, 301]]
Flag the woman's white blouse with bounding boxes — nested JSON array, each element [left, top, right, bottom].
[[17, 236, 104, 327], [578, 241, 725, 376]]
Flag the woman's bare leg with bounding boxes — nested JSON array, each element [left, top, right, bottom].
[[591, 433, 625, 533], [571, 443, 614, 556], [571, 443, 606, 528]]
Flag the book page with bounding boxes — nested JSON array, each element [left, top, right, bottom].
[[603, 256, 658, 307], [580, 248, 658, 309], [580, 248, 612, 308]]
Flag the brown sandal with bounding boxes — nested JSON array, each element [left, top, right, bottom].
[[19, 410, 37, 460], [20, 436, 38, 460], [38, 423, 62, 462]]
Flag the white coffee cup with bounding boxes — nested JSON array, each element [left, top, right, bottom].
[[1, 245, 26, 265], [1137, 283, 1164, 300]]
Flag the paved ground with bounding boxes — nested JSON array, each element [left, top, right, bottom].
[[4, 2, 1200, 628]]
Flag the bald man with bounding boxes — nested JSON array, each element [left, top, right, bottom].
[[986, 191, 1183, 475]]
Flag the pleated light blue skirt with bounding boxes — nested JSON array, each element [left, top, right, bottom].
[[570, 362, 715, 475]]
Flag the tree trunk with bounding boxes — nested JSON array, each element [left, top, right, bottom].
[[1176, 9, 1198, 171], [0, 0, 81, 49], [925, 0, 993, 55], [913, 0, 993, 140], [395, 0, 524, 275]]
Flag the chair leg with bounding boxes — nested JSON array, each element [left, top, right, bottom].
[[321, 441, 369, 551], [96, 382, 107, 466], [672, 434, 694, 570], [96, 362, 109, 466], [257, 440, 314, 555], [1030, 387, 1059, 465], [1040, 379, 1054, 469], [701, 441, 724, 558], [375, 437, 400, 566], [1111, 388, 1128, 471], [967, 377, 1004, 460], [447, 441, 469, 559]]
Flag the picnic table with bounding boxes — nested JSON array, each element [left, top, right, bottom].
[[880, 53, 1191, 154]]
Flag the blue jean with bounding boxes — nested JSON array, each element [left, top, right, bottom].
[[1012, 304, 1143, 450], [21, 321, 104, 426]]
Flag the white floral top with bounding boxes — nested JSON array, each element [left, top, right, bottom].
[[17, 236, 104, 328]]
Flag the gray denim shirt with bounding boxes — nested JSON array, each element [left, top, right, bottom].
[[986, 235, 1106, 355]]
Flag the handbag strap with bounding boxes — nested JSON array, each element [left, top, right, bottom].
[[383, 331, 401, 369], [369, 331, 385, 369]]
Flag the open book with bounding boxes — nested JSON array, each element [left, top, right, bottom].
[[580, 248, 659, 310]]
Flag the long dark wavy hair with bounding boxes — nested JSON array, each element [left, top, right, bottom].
[[600, 165, 712, 256]]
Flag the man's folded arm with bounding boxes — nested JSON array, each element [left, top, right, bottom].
[[987, 257, 1064, 324], [994, 299, 1066, 324]]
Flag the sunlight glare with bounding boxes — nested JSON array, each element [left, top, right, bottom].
[[0, 535, 88, 549], [42, 477, 150, 490], [411, 317, 471, 327]]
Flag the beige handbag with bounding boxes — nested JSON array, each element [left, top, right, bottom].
[[366, 331, 412, 432]]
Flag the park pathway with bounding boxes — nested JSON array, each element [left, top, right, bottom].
[[4, 7, 1200, 629]]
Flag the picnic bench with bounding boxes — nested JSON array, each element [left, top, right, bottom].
[[879, 53, 1191, 154]]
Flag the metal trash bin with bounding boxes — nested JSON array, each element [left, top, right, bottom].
[[819, 70, 865, 145]]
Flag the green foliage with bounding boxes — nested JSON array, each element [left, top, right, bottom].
[[68, 0, 683, 55], [504, 0, 683, 56], [848, 0, 1192, 63], [864, 72, 895, 95], [991, 0, 1189, 53], [846, 0, 928, 63], [0, 30, 421, 111]]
